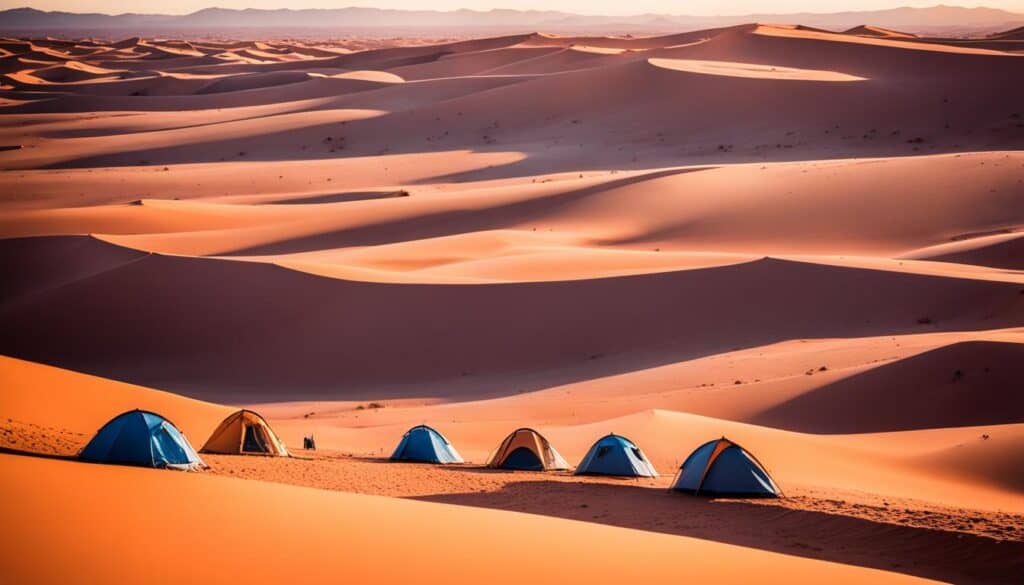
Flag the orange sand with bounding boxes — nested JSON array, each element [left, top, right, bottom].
[[1, 24, 1023, 584]]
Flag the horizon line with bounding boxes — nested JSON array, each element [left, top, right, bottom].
[[5, 3, 1023, 19]]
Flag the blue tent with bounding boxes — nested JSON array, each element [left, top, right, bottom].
[[78, 410, 206, 471], [670, 437, 779, 498], [575, 434, 658, 477], [390, 425, 463, 464]]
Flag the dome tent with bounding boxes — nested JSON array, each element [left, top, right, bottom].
[[487, 428, 570, 471], [575, 433, 658, 477], [79, 409, 205, 471], [670, 437, 780, 498], [390, 424, 463, 464], [201, 409, 289, 456]]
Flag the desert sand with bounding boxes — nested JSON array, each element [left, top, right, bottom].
[[1, 22, 1023, 584]]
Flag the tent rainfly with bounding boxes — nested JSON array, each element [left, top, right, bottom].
[[487, 428, 570, 471], [79, 409, 206, 471], [575, 433, 658, 477], [201, 409, 289, 456], [390, 424, 464, 464], [670, 437, 780, 498]]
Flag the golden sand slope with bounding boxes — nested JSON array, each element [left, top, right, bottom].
[[1, 454, 939, 585]]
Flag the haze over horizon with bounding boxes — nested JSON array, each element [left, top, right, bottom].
[[5, 0, 1024, 17]]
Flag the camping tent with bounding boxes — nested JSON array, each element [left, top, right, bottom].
[[390, 424, 463, 463], [78, 409, 206, 471], [575, 433, 658, 477], [670, 437, 780, 497], [487, 428, 570, 471], [201, 409, 289, 456]]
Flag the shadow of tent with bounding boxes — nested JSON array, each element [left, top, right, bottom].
[[411, 480, 1022, 585]]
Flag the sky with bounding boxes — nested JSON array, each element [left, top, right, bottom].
[[4, 0, 1024, 16]]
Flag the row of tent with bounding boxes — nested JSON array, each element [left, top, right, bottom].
[[78, 410, 780, 498], [390, 425, 779, 498], [78, 409, 287, 471]]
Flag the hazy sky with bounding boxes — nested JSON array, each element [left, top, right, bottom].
[[6, 0, 1024, 16]]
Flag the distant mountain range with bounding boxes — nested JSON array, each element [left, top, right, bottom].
[[2, 5, 1022, 36]]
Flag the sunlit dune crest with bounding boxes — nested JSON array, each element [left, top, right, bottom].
[[647, 57, 866, 81]]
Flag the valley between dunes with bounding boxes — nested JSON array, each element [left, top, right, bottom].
[[1, 22, 1023, 584]]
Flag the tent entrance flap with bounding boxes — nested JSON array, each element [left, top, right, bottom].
[[201, 410, 289, 457], [487, 428, 570, 471], [242, 424, 270, 453], [503, 447, 543, 470]]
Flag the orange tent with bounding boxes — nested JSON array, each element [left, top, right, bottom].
[[487, 428, 569, 471], [201, 410, 289, 456]]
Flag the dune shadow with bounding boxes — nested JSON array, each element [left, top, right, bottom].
[[3, 235, 1024, 403], [414, 480, 1023, 585], [267, 190, 410, 205], [751, 340, 1024, 433], [222, 166, 710, 255]]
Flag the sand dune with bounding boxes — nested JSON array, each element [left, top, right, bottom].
[[388, 45, 565, 80], [28, 61, 122, 83], [193, 71, 314, 94], [0, 355, 230, 452], [647, 57, 865, 80], [4, 152, 1015, 261], [3, 353, 1021, 583], [753, 340, 1024, 432], [844, 25, 918, 38], [903, 231, 1024, 269], [1, 25, 1019, 175], [2, 23, 1023, 584], [2, 234, 1021, 400], [661, 24, 1023, 76], [989, 25, 1024, 40], [0, 54, 59, 74], [0, 235, 145, 305], [2, 454, 941, 585]]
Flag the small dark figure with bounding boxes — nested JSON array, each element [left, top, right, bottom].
[[303, 435, 317, 451]]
